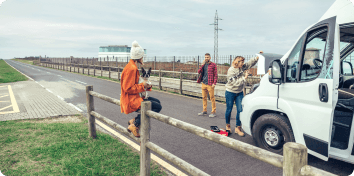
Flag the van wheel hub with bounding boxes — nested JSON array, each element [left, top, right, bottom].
[[264, 127, 282, 147]]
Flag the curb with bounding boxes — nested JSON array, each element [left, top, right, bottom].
[[5, 60, 34, 81]]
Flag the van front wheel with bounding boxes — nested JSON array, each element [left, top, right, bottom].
[[252, 113, 295, 155]]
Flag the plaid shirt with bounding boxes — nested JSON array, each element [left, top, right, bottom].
[[197, 62, 218, 85]]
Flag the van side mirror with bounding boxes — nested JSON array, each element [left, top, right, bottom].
[[268, 60, 283, 85]]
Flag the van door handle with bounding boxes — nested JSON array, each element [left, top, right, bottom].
[[319, 83, 328, 102]]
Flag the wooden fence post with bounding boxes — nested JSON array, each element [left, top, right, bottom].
[[118, 71, 120, 81], [101, 58, 103, 77], [197, 55, 199, 72], [180, 70, 183, 95], [88, 61, 90, 75], [283, 142, 307, 176], [140, 101, 151, 176], [86, 85, 97, 139], [82, 59, 84, 74], [173, 56, 175, 77], [159, 69, 162, 90], [94, 64, 96, 76], [109, 66, 111, 79], [154, 56, 156, 70]]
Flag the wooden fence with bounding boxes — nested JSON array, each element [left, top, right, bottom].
[[38, 61, 259, 100], [85, 85, 337, 176]]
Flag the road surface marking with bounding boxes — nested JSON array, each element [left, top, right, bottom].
[[9, 85, 20, 112], [67, 103, 83, 112], [95, 120, 188, 176], [39, 84, 44, 88], [35, 81, 38, 83], [46, 89, 53, 93], [57, 95, 64, 101], [0, 95, 9, 99], [75, 80, 87, 84], [0, 101, 10, 103], [57, 75, 62, 77], [60, 78, 70, 81], [0, 105, 12, 111], [0, 85, 20, 115]]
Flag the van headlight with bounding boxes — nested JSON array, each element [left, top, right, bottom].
[[250, 83, 260, 94]]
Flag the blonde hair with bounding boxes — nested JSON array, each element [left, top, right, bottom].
[[233, 56, 245, 66]]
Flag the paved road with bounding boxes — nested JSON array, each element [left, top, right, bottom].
[[6, 60, 354, 176]]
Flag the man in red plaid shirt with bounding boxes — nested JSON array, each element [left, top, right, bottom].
[[197, 53, 218, 117]]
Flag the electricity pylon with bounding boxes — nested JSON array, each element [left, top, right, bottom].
[[209, 10, 222, 64]]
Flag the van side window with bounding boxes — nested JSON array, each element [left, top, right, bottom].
[[300, 27, 328, 81], [286, 36, 305, 82]]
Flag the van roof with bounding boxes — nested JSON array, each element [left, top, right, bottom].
[[280, 0, 354, 64], [319, 0, 354, 25]]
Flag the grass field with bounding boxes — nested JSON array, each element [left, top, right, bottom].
[[11, 59, 34, 65], [0, 59, 28, 83], [0, 115, 167, 176]]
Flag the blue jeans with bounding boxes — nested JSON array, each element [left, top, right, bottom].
[[225, 90, 243, 127]]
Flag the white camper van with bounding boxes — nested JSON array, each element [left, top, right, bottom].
[[240, 0, 354, 163]]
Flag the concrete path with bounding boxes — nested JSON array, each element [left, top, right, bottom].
[[0, 81, 79, 121]]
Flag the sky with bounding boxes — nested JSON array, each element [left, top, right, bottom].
[[0, 0, 336, 59]]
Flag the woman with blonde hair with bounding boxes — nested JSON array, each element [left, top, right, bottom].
[[225, 52, 262, 136]]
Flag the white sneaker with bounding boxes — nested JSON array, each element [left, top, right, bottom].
[[209, 113, 216, 118]]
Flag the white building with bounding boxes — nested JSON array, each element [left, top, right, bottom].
[[98, 45, 147, 61]]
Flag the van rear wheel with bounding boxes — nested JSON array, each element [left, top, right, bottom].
[[252, 113, 295, 155]]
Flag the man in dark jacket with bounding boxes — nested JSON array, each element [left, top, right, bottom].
[[197, 53, 218, 117]]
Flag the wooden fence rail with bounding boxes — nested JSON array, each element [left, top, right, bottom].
[[38, 61, 256, 100], [85, 85, 337, 176]]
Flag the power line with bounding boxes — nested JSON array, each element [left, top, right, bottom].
[[209, 10, 222, 64]]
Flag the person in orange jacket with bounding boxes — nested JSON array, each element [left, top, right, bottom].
[[121, 40, 162, 138]]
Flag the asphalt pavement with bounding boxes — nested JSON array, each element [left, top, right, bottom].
[[5, 60, 354, 176]]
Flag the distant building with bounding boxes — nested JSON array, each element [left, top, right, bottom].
[[304, 47, 321, 66], [185, 61, 200, 65], [98, 45, 147, 61]]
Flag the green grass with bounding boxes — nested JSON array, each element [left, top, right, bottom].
[[11, 59, 34, 65], [0, 60, 28, 83], [0, 115, 167, 176]]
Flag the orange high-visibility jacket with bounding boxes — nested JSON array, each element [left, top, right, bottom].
[[120, 60, 151, 114]]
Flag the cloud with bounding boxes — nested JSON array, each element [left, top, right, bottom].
[[189, 0, 234, 4], [0, 0, 6, 6], [0, 0, 337, 59]]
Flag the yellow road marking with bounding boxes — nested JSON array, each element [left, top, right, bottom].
[[0, 95, 9, 99], [0, 85, 20, 115], [0, 111, 15, 115], [0, 104, 12, 111], [8, 85, 19, 112], [95, 120, 188, 176]]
